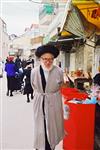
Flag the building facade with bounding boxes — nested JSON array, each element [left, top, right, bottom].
[[9, 23, 40, 60], [39, 1, 100, 77], [0, 17, 10, 61]]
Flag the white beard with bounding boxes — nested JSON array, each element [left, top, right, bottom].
[[41, 62, 53, 71]]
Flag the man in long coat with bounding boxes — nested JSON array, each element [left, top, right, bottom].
[[31, 44, 65, 150]]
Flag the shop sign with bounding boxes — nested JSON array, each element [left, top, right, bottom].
[[44, 4, 54, 14]]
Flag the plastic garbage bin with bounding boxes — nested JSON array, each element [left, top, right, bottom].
[[63, 102, 96, 150]]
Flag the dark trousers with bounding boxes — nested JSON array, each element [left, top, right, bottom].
[[43, 99, 52, 150], [7, 76, 15, 94], [27, 93, 33, 102], [40, 66, 52, 150]]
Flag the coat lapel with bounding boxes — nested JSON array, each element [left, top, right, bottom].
[[40, 65, 46, 92]]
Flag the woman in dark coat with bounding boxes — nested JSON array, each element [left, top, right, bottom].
[[23, 61, 33, 102], [5, 56, 16, 96]]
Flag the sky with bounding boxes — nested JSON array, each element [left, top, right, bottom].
[[1, 0, 42, 36]]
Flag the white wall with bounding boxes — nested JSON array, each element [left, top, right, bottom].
[[70, 53, 75, 71], [0, 18, 9, 61], [94, 46, 100, 75]]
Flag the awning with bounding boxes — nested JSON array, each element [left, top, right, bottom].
[[73, 0, 100, 33], [44, 0, 100, 46], [49, 35, 85, 53], [45, 1, 72, 42], [60, 0, 100, 39]]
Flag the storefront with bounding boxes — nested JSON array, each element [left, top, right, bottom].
[[47, 0, 100, 74]]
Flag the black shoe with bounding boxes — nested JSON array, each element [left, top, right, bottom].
[[6, 92, 9, 96], [10, 93, 13, 96], [27, 100, 30, 103], [31, 95, 33, 99], [27, 98, 30, 103]]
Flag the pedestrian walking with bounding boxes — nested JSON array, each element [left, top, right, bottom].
[[5, 56, 16, 96], [15, 55, 22, 71], [93, 67, 100, 150], [31, 58, 34, 68], [21, 58, 27, 69], [93, 66, 100, 86], [31, 44, 65, 150], [23, 61, 33, 102]]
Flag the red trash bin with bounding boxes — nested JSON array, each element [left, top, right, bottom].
[[61, 87, 88, 101], [63, 102, 96, 150]]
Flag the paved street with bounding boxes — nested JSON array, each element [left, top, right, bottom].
[[0, 74, 62, 150]]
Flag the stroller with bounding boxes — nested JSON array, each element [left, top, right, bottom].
[[14, 69, 24, 93]]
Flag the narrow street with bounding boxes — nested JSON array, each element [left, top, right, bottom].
[[0, 74, 62, 150], [1, 0, 100, 150]]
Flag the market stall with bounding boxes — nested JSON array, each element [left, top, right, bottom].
[[61, 87, 98, 150]]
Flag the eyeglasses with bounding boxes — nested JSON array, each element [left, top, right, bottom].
[[41, 57, 54, 62]]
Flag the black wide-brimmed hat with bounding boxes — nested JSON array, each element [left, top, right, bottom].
[[26, 60, 32, 65], [35, 44, 59, 58]]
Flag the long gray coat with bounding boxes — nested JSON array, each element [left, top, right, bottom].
[[31, 65, 65, 150]]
